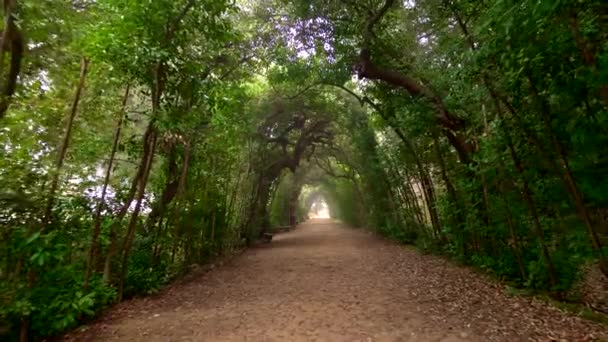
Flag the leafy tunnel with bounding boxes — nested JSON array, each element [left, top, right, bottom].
[[1, 0, 608, 340]]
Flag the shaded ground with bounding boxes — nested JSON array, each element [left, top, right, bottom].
[[61, 219, 606, 341]]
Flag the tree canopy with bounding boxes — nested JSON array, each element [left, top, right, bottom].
[[1, 0, 608, 339]]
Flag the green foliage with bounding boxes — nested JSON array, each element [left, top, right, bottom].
[[1, 0, 258, 339], [269, 172, 295, 227], [279, 0, 608, 296], [28, 275, 116, 337], [122, 238, 169, 297], [381, 222, 419, 245], [2, 0, 608, 339], [321, 178, 364, 227], [1, 240, 116, 339]]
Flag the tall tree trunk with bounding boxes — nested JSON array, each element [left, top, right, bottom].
[[145, 133, 192, 233], [330, 83, 443, 231], [210, 209, 217, 254], [402, 166, 426, 227], [244, 164, 283, 242], [527, 75, 608, 276], [102, 122, 155, 284], [350, 174, 369, 225], [226, 165, 245, 228], [151, 213, 166, 266], [196, 173, 211, 263], [517, 163, 557, 287], [287, 181, 302, 227], [378, 111, 441, 237], [418, 164, 441, 239], [384, 156, 413, 227], [396, 173, 423, 227], [380, 164, 404, 228], [162, 141, 192, 264], [496, 86, 608, 275], [0, 0, 23, 119], [176, 141, 191, 197], [44, 57, 89, 224], [144, 149, 179, 233], [251, 176, 274, 238], [19, 317, 28, 342], [448, 5, 563, 283], [84, 85, 130, 288], [103, 54, 166, 283], [494, 99, 557, 286], [432, 132, 463, 230], [400, 138, 441, 238], [117, 130, 157, 300], [379, 118, 441, 236], [257, 179, 274, 233], [499, 182, 527, 282]]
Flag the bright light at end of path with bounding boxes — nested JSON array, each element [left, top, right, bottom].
[[309, 199, 330, 219]]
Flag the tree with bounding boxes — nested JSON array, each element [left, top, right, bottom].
[[1, 0, 608, 339]]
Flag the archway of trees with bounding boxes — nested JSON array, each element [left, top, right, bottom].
[[308, 199, 330, 219], [1, 0, 608, 339]]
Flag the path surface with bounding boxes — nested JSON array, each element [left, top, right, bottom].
[[63, 219, 606, 341]]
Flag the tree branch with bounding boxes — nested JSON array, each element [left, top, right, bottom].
[[165, 0, 197, 41], [351, 0, 473, 163], [362, 0, 396, 46]]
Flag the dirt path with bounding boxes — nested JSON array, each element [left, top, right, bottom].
[[62, 219, 606, 341]]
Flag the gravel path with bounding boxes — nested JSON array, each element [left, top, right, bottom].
[[61, 219, 607, 341]]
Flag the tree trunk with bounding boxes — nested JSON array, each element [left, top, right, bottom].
[[210, 208, 217, 254], [226, 165, 245, 228], [331, 83, 444, 231], [84, 85, 130, 288], [357, 49, 473, 164], [376, 110, 442, 236], [151, 213, 166, 266], [144, 158, 179, 233], [44, 57, 89, 224], [384, 156, 412, 227], [432, 132, 463, 230], [145, 134, 192, 235], [418, 164, 441, 239], [351, 175, 368, 225], [375, 123, 438, 233], [287, 182, 301, 227], [244, 165, 283, 242], [176, 141, 192, 197], [527, 75, 608, 276], [102, 122, 156, 284], [118, 130, 157, 300], [19, 317, 27, 342], [494, 86, 607, 276], [256, 179, 273, 235], [402, 166, 426, 226], [495, 100, 557, 286], [0, 0, 23, 119], [499, 182, 527, 282]]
